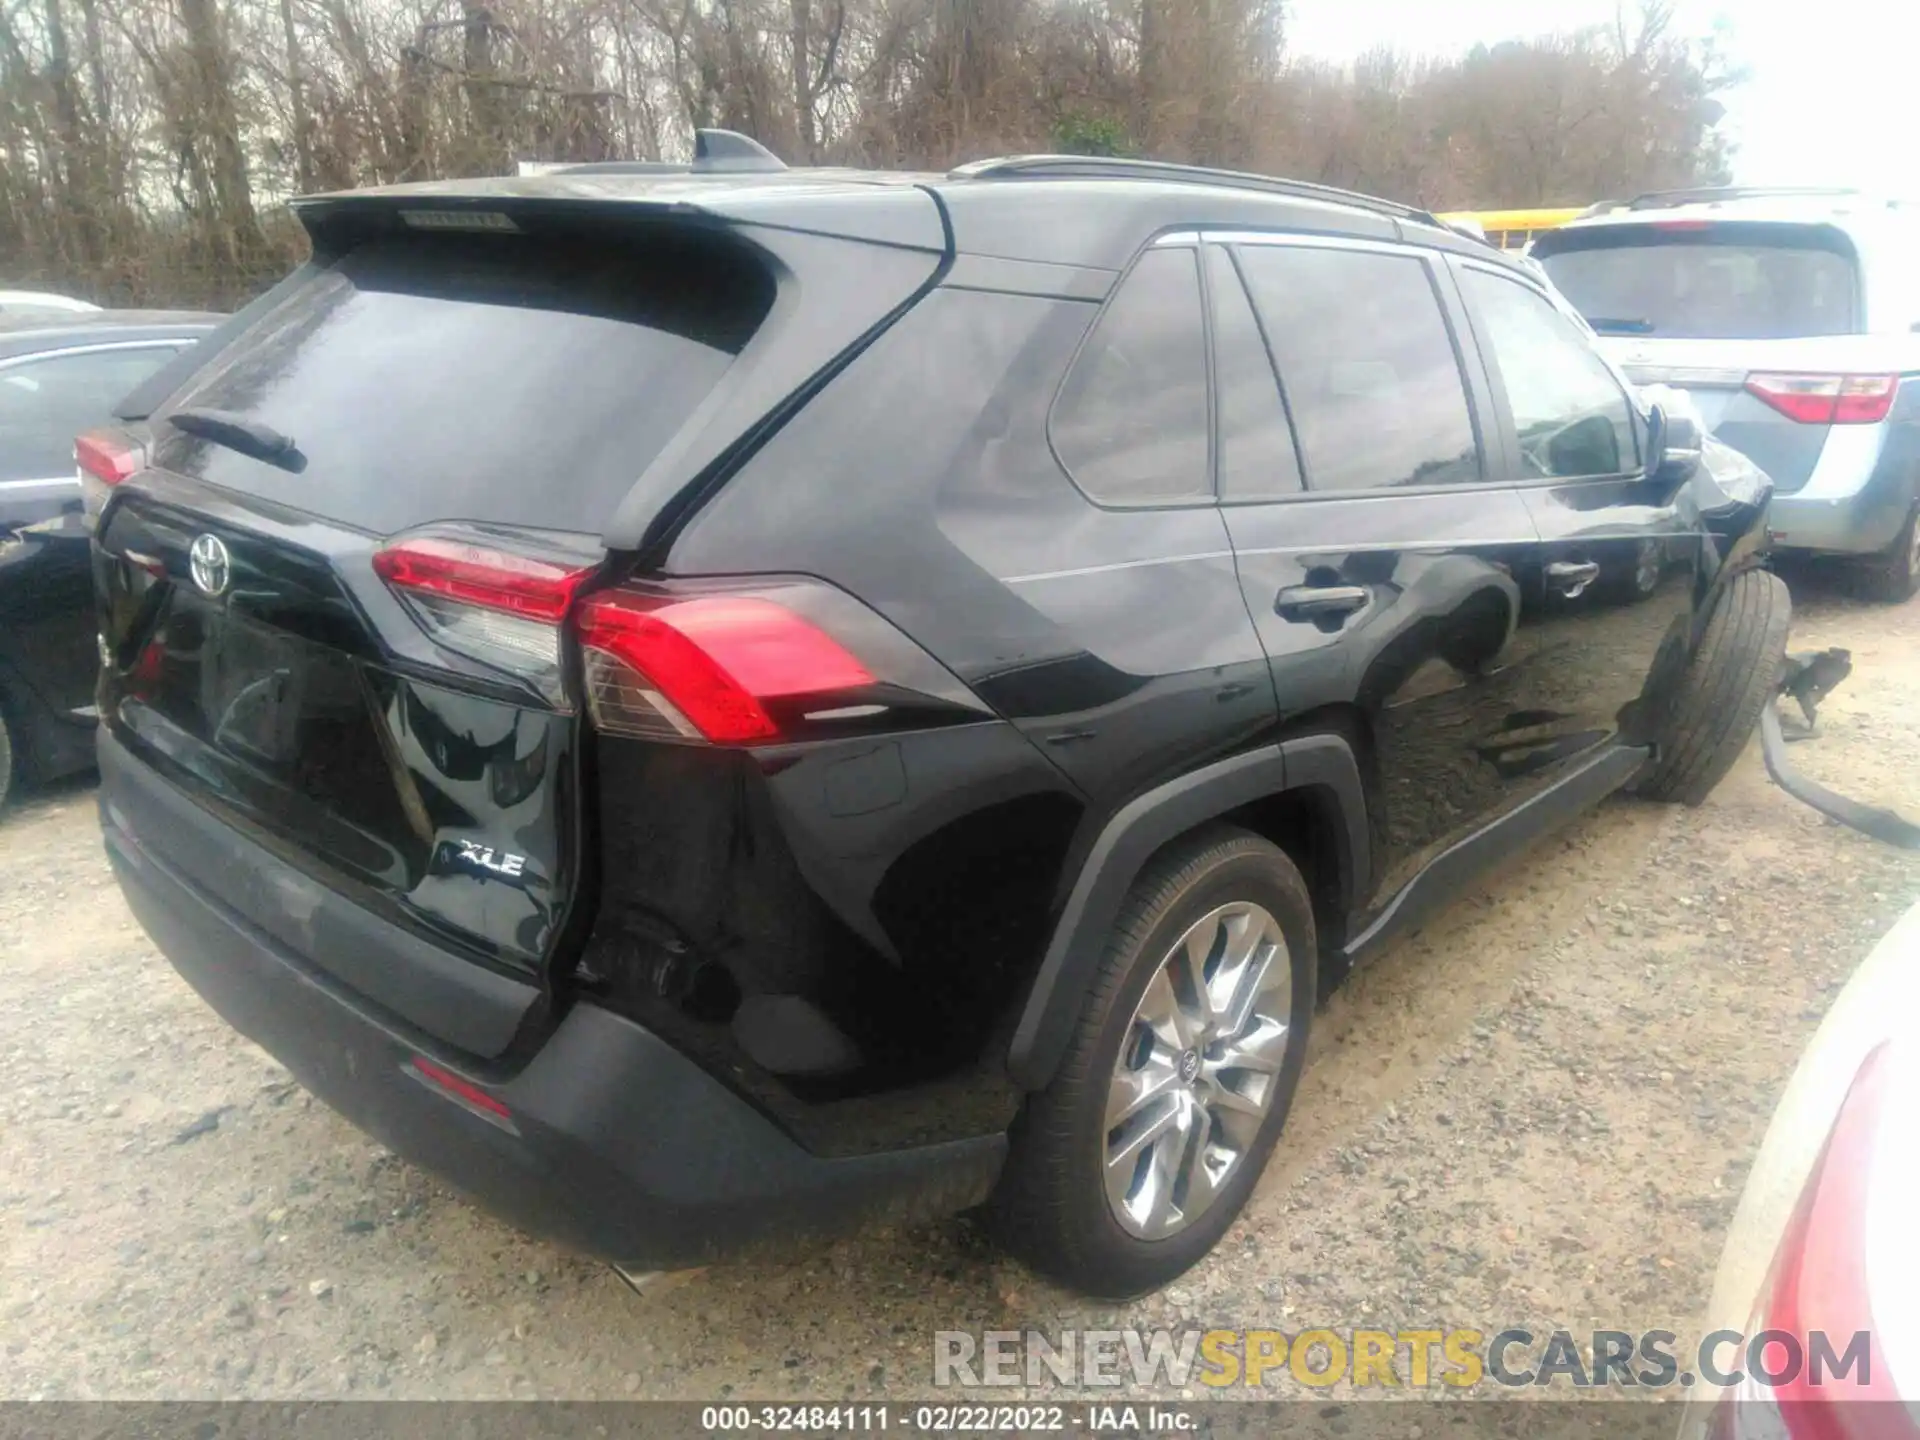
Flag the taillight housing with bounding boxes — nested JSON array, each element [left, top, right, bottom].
[[370, 531, 988, 740], [372, 528, 598, 704], [1745, 374, 1899, 426], [75, 427, 146, 526], [1711, 1041, 1912, 1439], [576, 590, 875, 744], [573, 578, 984, 746]]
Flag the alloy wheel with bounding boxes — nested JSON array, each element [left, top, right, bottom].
[[1102, 901, 1293, 1239]]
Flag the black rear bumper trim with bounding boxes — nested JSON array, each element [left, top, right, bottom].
[[102, 759, 1005, 1271]]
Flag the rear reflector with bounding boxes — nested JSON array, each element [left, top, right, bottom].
[[1745, 373, 1899, 426], [575, 592, 874, 745], [409, 1057, 516, 1130]]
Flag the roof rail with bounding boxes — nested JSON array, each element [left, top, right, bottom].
[[551, 128, 787, 179], [952, 154, 1441, 226], [1626, 185, 1860, 210]]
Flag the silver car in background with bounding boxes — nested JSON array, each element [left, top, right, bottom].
[[1533, 187, 1920, 600]]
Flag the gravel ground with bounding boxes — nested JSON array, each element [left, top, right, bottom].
[[3, 576, 1917, 1403]]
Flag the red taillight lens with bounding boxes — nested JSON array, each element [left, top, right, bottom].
[[371, 537, 590, 622], [76, 428, 145, 526], [372, 532, 597, 702], [575, 591, 874, 745], [1717, 1042, 1912, 1439], [75, 429, 143, 485], [1745, 374, 1899, 426]]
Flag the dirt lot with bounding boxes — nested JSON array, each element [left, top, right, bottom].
[[3, 576, 1917, 1403]]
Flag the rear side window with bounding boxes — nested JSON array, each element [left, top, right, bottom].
[[1534, 223, 1859, 339], [1235, 245, 1480, 493], [1206, 247, 1303, 502], [1051, 247, 1211, 506], [1461, 268, 1637, 479], [153, 230, 775, 535], [0, 345, 181, 482]]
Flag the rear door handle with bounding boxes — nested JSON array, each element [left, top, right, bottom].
[[1275, 584, 1369, 620], [1545, 560, 1601, 598]]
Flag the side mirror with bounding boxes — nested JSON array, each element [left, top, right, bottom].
[[1647, 402, 1703, 488]]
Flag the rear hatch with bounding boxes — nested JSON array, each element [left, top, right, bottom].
[[1534, 219, 1900, 493], [92, 197, 945, 1057]]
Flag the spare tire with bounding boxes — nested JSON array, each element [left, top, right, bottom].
[[1635, 568, 1791, 806]]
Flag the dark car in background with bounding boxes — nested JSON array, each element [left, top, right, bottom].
[[87, 147, 1781, 1298], [0, 310, 219, 807]]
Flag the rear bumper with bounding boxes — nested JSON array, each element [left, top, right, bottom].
[[1767, 425, 1919, 557], [100, 733, 1004, 1271]]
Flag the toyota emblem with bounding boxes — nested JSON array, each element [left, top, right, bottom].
[[188, 534, 232, 598]]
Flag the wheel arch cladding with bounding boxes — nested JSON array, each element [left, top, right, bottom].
[[1007, 733, 1371, 1091]]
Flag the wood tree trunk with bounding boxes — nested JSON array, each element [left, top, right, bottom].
[[278, 0, 315, 191], [178, 0, 268, 272]]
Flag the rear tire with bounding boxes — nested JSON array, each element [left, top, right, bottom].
[[1635, 568, 1790, 806], [1859, 506, 1920, 604], [988, 827, 1316, 1299]]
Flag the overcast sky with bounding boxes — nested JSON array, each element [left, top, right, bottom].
[[1283, 0, 1909, 192]]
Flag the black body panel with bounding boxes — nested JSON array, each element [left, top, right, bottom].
[[102, 752, 1003, 1270], [91, 161, 1774, 1269], [0, 513, 98, 785]]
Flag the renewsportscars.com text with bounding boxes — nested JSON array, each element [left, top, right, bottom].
[[933, 1328, 1875, 1392]]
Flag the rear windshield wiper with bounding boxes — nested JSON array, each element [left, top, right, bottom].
[[168, 406, 307, 474], [1587, 317, 1656, 335]]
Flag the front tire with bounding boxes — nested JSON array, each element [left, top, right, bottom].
[[1635, 568, 1790, 806], [988, 827, 1316, 1299]]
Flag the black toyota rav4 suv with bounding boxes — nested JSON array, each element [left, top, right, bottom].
[[87, 144, 1783, 1299]]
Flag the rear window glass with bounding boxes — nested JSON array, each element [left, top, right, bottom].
[[1535, 224, 1859, 340], [153, 230, 775, 535]]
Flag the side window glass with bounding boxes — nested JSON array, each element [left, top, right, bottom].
[[1206, 246, 1303, 501], [1234, 245, 1481, 492], [1052, 247, 1210, 506], [1461, 267, 1637, 479], [0, 346, 181, 482]]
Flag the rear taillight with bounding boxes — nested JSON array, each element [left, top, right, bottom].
[[1712, 1041, 1912, 1438], [373, 531, 986, 740], [575, 591, 873, 744], [75, 428, 145, 525], [372, 531, 597, 702], [1745, 374, 1899, 426]]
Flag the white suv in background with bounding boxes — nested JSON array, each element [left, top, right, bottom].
[[1533, 187, 1920, 600]]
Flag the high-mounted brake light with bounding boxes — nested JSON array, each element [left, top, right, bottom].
[[1745, 373, 1899, 426], [575, 592, 874, 745]]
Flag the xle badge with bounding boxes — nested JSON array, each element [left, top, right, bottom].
[[449, 839, 528, 881]]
